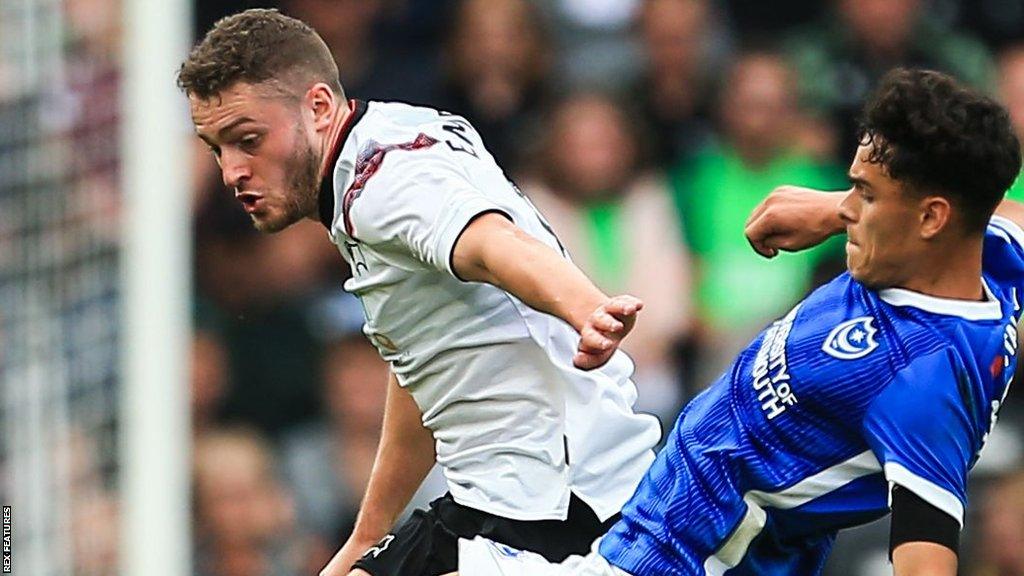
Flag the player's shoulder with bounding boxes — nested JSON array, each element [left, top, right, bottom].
[[343, 103, 460, 185], [364, 100, 436, 125], [988, 214, 1024, 245], [871, 286, 996, 376], [983, 216, 1024, 301], [346, 101, 428, 149], [796, 275, 950, 371], [354, 100, 478, 170], [870, 282, 1009, 398], [985, 215, 1024, 267], [362, 100, 467, 138]]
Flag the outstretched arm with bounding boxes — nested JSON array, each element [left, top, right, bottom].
[[744, 186, 848, 258], [451, 213, 642, 370]]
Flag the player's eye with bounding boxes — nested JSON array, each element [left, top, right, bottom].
[[239, 134, 261, 152], [850, 182, 871, 201]]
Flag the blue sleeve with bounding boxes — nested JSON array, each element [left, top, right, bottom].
[[984, 216, 1024, 303], [861, 349, 975, 528]]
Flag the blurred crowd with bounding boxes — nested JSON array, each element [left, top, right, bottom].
[[5, 0, 1024, 574]]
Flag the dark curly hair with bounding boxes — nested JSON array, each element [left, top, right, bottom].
[[177, 9, 342, 100], [860, 68, 1021, 234]]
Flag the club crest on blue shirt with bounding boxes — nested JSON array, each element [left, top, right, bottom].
[[822, 316, 879, 360]]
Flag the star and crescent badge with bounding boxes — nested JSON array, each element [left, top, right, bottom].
[[823, 316, 879, 360]]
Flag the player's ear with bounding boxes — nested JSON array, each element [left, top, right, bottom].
[[918, 195, 951, 240], [305, 82, 336, 132]]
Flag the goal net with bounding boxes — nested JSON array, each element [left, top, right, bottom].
[[1, 1, 190, 575]]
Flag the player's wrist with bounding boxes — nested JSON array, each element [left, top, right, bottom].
[[567, 294, 610, 333], [350, 524, 389, 545], [827, 192, 848, 235], [350, 508, 397, 543]]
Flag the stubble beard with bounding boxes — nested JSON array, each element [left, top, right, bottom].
[[252, 130, 321, 233]]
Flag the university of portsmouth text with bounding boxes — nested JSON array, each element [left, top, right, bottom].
[[751, 305, 800, 420]]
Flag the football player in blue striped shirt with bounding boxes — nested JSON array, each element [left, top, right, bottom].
[[457, 68, 1024, 576]]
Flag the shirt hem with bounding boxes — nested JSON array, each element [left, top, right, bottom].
[[884, 462, 965, 528], [448, 487, 572, 522]]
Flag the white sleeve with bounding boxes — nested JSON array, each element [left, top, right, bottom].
[[345, 149, 509, 276]]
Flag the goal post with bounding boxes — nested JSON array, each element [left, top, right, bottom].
[[120, 0, 193, 575]]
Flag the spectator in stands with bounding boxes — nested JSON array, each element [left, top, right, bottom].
[[64, 429, 120, 576], [631, 0, 719, 167], [282, 0, 439, 104], [670, 51, 844, 382], [71, 491, 119, 576], [280, 292, 448, 565], [438, 0, 551, 170], [193, 427, 307, 576], [721, 0, 826, 37], [786, 0, 996, 164], [952, 0, 1024, 52], [369, 0, 459, 54], [65, 0, 122, 246], [984, 50, 1024, 557], [540, 0, 642, 90], [280, 295, 389, 546], [521, 92, 693, 420], [998, 44, 1024, 200], [191, 329, 230, 437], [192, 187, 340, 437], [973, 469, 1024, 576]]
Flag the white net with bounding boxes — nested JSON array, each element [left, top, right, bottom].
[[1, 1, 123, 574]]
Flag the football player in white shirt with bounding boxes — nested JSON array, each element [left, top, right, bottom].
[[179, 10, 662, 576]]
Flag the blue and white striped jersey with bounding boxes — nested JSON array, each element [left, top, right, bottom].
[[599, 216, 1024, 575]]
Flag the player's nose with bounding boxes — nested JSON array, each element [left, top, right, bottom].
[[220, 151, 251, 189], [838, 192, 857, 225]]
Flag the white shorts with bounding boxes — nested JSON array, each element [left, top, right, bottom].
[[458, 537, 633, 576]]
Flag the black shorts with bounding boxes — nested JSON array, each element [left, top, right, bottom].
[[352, 493, 618, 576]]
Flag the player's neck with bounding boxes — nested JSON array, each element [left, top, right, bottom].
[[898, 240, 985, 301], [307, 101, 353, 225], [318, 101, 353, 183]]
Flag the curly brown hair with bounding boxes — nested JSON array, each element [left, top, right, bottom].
[[859, 68, 1021, 233], [177, 8, 342, 101]]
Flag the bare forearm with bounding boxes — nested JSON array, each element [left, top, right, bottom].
[[491, 236, 608, 331], [745, 187, 849, 257], [455, 215, 607, 332], [351, 373, 436, 541], [452, 213, 642, 369]]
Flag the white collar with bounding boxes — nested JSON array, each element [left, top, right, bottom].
[[878, 279, 1001, 321]]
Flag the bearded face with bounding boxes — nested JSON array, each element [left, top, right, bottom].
[[190, 81, 323, 233]]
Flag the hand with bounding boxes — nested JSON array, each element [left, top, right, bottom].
[[319, 535, 380, 576], [574, 295, 644, 370], [744, 186, 846, 258]]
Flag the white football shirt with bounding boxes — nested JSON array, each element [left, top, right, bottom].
[[318, 100, 660, 521]]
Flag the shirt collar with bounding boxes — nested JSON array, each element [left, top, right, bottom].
[[318, 99, 368, 229], [878, 278, 1002, 321]]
